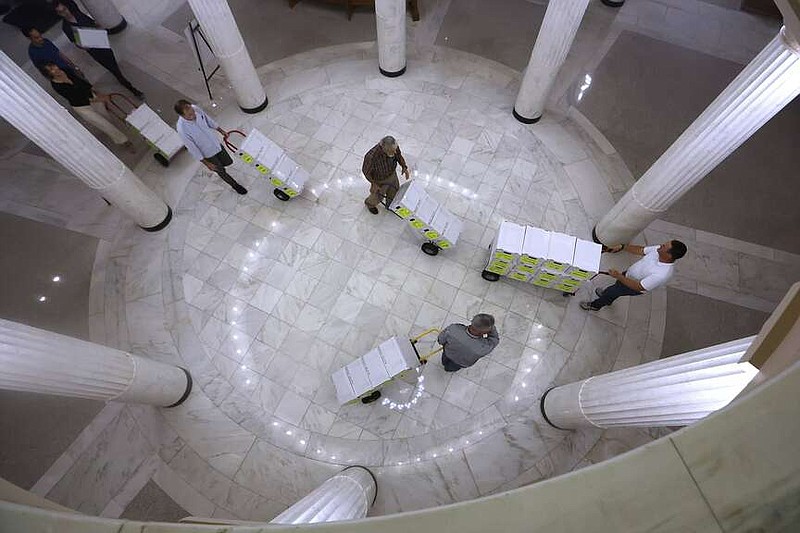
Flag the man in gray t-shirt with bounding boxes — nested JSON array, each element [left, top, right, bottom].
[[437, 314, 500, 372]]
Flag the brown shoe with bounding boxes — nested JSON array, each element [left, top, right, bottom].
[[367, 205, 379, 215]]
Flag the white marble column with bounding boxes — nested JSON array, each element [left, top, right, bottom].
[[0, 319, 192, 407], [542, 337, 759, 429], [270, 467, 376, 524], [80, 0, 127, 34], [594, 27, 800, 245], [513, 0, 590, 123], [187, 0, 267, 113], [0, 51, 172, 231], [375, 0, 406, 77]]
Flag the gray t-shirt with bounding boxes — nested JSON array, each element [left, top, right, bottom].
[[437, 324, 500, 368]]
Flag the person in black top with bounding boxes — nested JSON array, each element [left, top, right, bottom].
[[53, 0, 144, 100], [43, 63, 134, 149]]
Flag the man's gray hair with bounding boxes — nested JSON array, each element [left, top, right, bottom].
[[380, 136, 397, 149], [471, 313, 495, 330]]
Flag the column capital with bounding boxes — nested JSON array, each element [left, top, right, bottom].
[[780, 26, 800, 55]]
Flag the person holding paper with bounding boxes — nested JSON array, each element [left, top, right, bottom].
[[361, 135, 410, 215], [437, 314, 500, 372], [53, 1, 144, 100], [43, 63, 134, 151], [174, 100, 248, 195]]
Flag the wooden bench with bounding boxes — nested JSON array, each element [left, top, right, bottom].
[[288, 0, 420, 21]]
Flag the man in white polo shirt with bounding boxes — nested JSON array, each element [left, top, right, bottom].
[[580, 240, 687, 311], [174, 99, 247, 195]]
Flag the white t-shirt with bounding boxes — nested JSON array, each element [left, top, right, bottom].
[[625, 246, 675, 291]]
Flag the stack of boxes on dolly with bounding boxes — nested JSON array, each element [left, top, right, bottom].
[[483, 221, 602, 294], [233, 129, 310, 201], [388, 180, 463, 256]]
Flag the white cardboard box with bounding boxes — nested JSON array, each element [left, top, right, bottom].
[[362, 348, 391, 388], [378, 337, 419, 376], [543, 232, 576, 273], [332, 367, 357, 404], [569, 240, 602, 279], [413, 196, 440, 226], [495, 221, 526, 256], [521, 226, 550, 265], [389, 180, 425, 218], [424, 206, 451, 239], [437, 213, 463, 248], [345, 360, 372, 396]]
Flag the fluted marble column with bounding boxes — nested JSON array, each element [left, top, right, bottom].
[[594, 27, 800, 245], [375, 0, 406, 77], [80, 0, 127, 34], [0, 319, 192, 407], [270, 467, 376, 524], [542, 337, 759, 429], [513, 0, 590, 123], [0, 51, 172, 231], [187, 0, 267, 113]]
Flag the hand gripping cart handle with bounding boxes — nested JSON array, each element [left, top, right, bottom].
[[104, 93, 184, 167]]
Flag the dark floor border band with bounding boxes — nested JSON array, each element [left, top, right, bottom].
[[380, 66, 406, 78], [165, 367, 193, 408], [342, 465, 378, 506], [540, 387, 569, 430], [107, 18, 128, 34], [240, 96, 269, 114], [140, 205, 172, 233], [513, 107, 541, 124], [601, 0, 625, 7]]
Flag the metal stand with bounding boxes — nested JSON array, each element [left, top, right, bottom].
[[188, 20, 220, 101]]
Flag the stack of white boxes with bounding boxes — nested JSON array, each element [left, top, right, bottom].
[[236, 129, 309, 198], [125, 104, 184, 162], [389, 180, 463, 250], [331, 336, 420, 405], [486, 221, 601, 294]]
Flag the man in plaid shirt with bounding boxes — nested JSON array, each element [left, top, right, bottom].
[[361, 136, 410, 214]]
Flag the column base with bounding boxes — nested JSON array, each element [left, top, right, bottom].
[[513, 108, 541, 124], [240, 96, 269, 114], [165, 367, 193, 408], [139, 205, 172, 233], [379, 66, 406, 78], [601, 0, 625, 7], [107, 17, 128, 34], [540, 387, 570, 430], [342, 465, 379, 505]]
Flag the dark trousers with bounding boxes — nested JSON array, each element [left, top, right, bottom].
[[441, 352, 463, 373], [591, 281, 642, 309], [204, 146, 244, 192], [87, 48, 138, 94]]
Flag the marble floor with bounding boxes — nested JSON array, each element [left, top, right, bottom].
[[1, 0, 798, 525]]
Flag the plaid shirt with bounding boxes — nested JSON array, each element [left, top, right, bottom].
[[362, 144, 407, 182]]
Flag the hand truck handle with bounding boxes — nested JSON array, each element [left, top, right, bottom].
[[104, 92, 136, 121], [223, 129, 247, 152], [410, 328, 442, 363]]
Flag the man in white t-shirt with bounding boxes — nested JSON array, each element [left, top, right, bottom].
[[580, 240, 687, 311]]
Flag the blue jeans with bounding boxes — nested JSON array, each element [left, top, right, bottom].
[[591, 281, 642, 309]]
